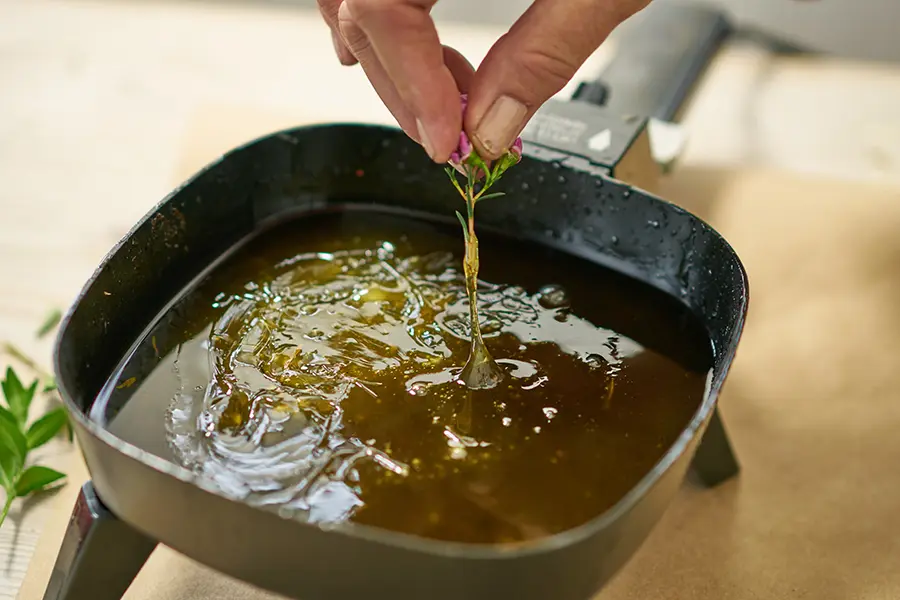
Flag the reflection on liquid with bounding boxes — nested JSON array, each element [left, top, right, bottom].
[[102, 213, 711, 544]]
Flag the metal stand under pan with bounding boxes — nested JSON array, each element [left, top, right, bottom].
[[44, 4, 757, 599]]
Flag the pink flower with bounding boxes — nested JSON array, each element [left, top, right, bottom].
[[510, 137, 523, 162], [447, 93, 518, 178], [449, 130, 473, 175], [458, 131, 473, 160], [449, 93, 474, 175]]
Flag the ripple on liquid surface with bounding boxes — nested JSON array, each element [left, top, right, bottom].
[[101, 213, 711, 545]]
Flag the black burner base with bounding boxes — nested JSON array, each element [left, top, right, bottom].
[[43, 481, 157, 600], [690, 407, 741, 487]]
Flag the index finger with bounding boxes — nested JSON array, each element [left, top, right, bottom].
[[342, 0, 461, 161]]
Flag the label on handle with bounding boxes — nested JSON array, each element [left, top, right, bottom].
[[521, 99, 647, 170]]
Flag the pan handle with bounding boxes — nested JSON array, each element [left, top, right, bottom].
[[519, 5, 732, 184], [573, 3, 732, 122]]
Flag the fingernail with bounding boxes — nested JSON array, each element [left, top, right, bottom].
[[416, 118, 438, 161], [338, 0, 351, 20], [473, 95, 527, 158]]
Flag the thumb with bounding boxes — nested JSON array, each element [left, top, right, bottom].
[[467, 0, 649, 159]]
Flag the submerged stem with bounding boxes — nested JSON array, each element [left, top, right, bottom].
[[459, 194, 503, 390], [447, 125, 521, 389]]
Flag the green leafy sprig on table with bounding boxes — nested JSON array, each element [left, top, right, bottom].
[[0, 309, 71, 528]]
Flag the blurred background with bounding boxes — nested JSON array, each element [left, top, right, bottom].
[[292, 0, 900, 62], [3, 0, 900, 229], [4, 1, 900, 599]]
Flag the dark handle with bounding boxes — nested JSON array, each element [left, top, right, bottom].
[[573, 3, 732, 121]]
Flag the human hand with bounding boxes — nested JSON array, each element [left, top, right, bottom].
[[318, 0, 650, 162]]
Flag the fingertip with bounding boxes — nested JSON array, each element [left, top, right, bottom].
[[331, 30, 358, 66], [336, 0, 356, 40], [434, 93, 467, 163], [466, 0, 624, 157], [442, 46, 475, 94], [410, 50, 471, 163], [468, 94, 528, 161], [337, 0, 351, 22], [406, 70, 463, 164], [342, 1, 460, 162], [418, 126, 454, 163]]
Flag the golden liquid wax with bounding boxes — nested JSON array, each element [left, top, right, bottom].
[[102, 211, 711, 545]]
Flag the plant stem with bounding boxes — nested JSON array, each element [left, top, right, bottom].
[[458, 185, 503, 390], [0, 491, 13, 529], [2, 343, 52, 381]]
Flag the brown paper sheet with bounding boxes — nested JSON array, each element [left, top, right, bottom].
[[18, 105, 900, 600]]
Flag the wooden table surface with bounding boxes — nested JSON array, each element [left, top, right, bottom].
[[4, 1, 900, 598]]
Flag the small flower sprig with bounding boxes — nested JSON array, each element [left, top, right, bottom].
[[445, 95, 523, 206], [443, 94, 523, 389]]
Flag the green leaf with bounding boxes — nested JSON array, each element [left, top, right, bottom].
[[23, 380, 38, 421], [0, 417, 26, 489], [0, 412, 26, 460], [0, 404, 16, 430], [466, 152, 492, 185], [492, 151, 519, 180], [477, 192, 506, 202], [14, 466, 66, 497], [2, 367, 24, 415], [36, 309, 62, 339], [26, 407, 68, 450], [43, 378, 57, 392], [455, 211, 470, 243], [2, 368, 38, 425], [444, 167, 466, 199]]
